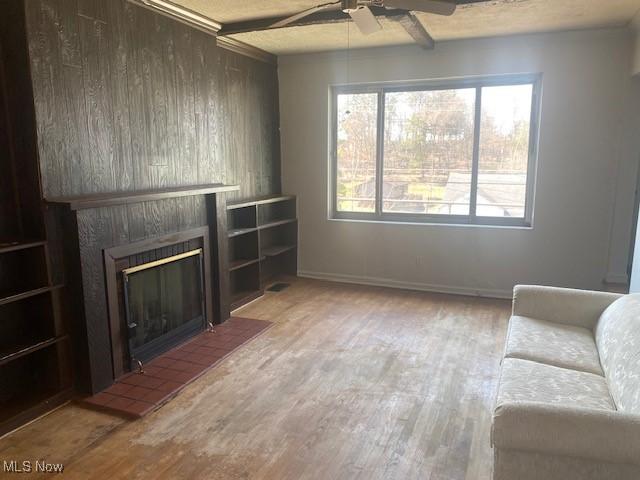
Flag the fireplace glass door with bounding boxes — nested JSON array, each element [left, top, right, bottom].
[[123, 249, 205, 367]]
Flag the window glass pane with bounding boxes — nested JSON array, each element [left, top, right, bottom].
[[336, 93, 378, 213], [477, 84, 533, 218], [382, 89, 475, 215]]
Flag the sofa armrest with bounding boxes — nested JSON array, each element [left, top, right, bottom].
[[492, 402, 640, 466], [512, 285, 621, 329]]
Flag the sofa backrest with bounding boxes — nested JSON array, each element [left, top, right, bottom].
[[595, 294, 640, 413]]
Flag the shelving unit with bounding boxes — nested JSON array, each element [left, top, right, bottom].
[[0, 6, 72, 436], [227, 195, 297, 310]]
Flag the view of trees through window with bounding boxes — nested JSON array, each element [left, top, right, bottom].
[[336, 93, 378, 212], [383, 88, 475, 214], [334, 79, 536, 223]]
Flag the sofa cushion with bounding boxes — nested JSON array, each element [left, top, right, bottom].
[[497, 358, 615, 411], [493, 403, 640, 468], [504, 316, 603, 375], [595, 294, 640, 413]]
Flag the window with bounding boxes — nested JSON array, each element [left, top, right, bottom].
[[331, 75, 540, 226]]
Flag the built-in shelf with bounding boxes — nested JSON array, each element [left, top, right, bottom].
[[229, 258, 260, 272], [226, 195, 297, 311], [0, 285, 63, 307], [0, 239, 46, 254], [227, 195, 296, 210], [261, 244, 296, 258], [0, 2, 72, 437], [0, 335, 68, 367], [258, 218, 296, 230], [45, 183, 240, 210], [228, 227, 258, 238]]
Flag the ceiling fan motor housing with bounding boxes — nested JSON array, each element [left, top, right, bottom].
[[341, 0, 359, 12]]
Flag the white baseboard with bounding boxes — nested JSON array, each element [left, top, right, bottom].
[[604, 272, 629, 284], [298, 270, 513, 299]]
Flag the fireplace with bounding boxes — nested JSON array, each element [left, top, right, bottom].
[[44, 185, 237, 394], [122, 249, 206, 368], [103, 226, 216, 380]]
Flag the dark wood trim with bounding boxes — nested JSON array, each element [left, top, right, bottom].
[[230, 289, 263, 312], [104, 226, 213, 379], [390, 13, 434, 50], [208, 194, 231, 324], [215, 37, 276, 65], [45, 184, 239, 210]]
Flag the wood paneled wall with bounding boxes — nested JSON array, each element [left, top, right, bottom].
[[22, 0, 280, 393], [24, 0, 281, 201]]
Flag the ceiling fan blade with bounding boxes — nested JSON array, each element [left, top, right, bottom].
[[348, 6, 382, 35], [384, 0, 456, 16], [270, 1, 342, 29]]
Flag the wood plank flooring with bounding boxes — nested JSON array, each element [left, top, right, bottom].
[[0, 278, 510, 479]]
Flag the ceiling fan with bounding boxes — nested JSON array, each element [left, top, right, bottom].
[[270, 0, 456, 36]]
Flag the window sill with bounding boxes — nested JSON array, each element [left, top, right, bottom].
[[327, 216, 533, 230]]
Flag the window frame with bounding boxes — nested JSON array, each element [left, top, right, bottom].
[[329, 74, 542, 227]]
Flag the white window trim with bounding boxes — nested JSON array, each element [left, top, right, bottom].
[[329, 74, 542, 227]]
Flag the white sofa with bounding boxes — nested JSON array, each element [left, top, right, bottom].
[[492, 285, 640, 480]]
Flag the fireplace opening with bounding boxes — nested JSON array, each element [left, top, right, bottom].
[[122, 248, 205, 368]]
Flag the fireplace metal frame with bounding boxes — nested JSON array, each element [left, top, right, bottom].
[[122, 248, 206, 368], [104, 226, 215, 379]]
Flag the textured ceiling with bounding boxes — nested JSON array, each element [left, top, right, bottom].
[[175, 0, 640, 55]]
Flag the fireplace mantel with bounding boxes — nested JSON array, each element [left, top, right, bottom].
[[45, 183, 239, 210]]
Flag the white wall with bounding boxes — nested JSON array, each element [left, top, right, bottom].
[[632, 11, 640, 75], [278, 28, 640, 297]]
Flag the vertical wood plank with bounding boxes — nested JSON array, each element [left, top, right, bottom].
[[173, 24, 197, 185], [79, 15, 116, 192], [124, 3, 150, 190], [105, 0, 134, 192]]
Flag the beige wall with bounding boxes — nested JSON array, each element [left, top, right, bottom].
[[279, 28, 640, 297]]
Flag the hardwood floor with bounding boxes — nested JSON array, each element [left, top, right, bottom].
[[0, 278, 510, 479]]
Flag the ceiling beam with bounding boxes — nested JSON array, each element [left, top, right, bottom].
[[390, 12, 434, 49], [219, 7, 406, 36]]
